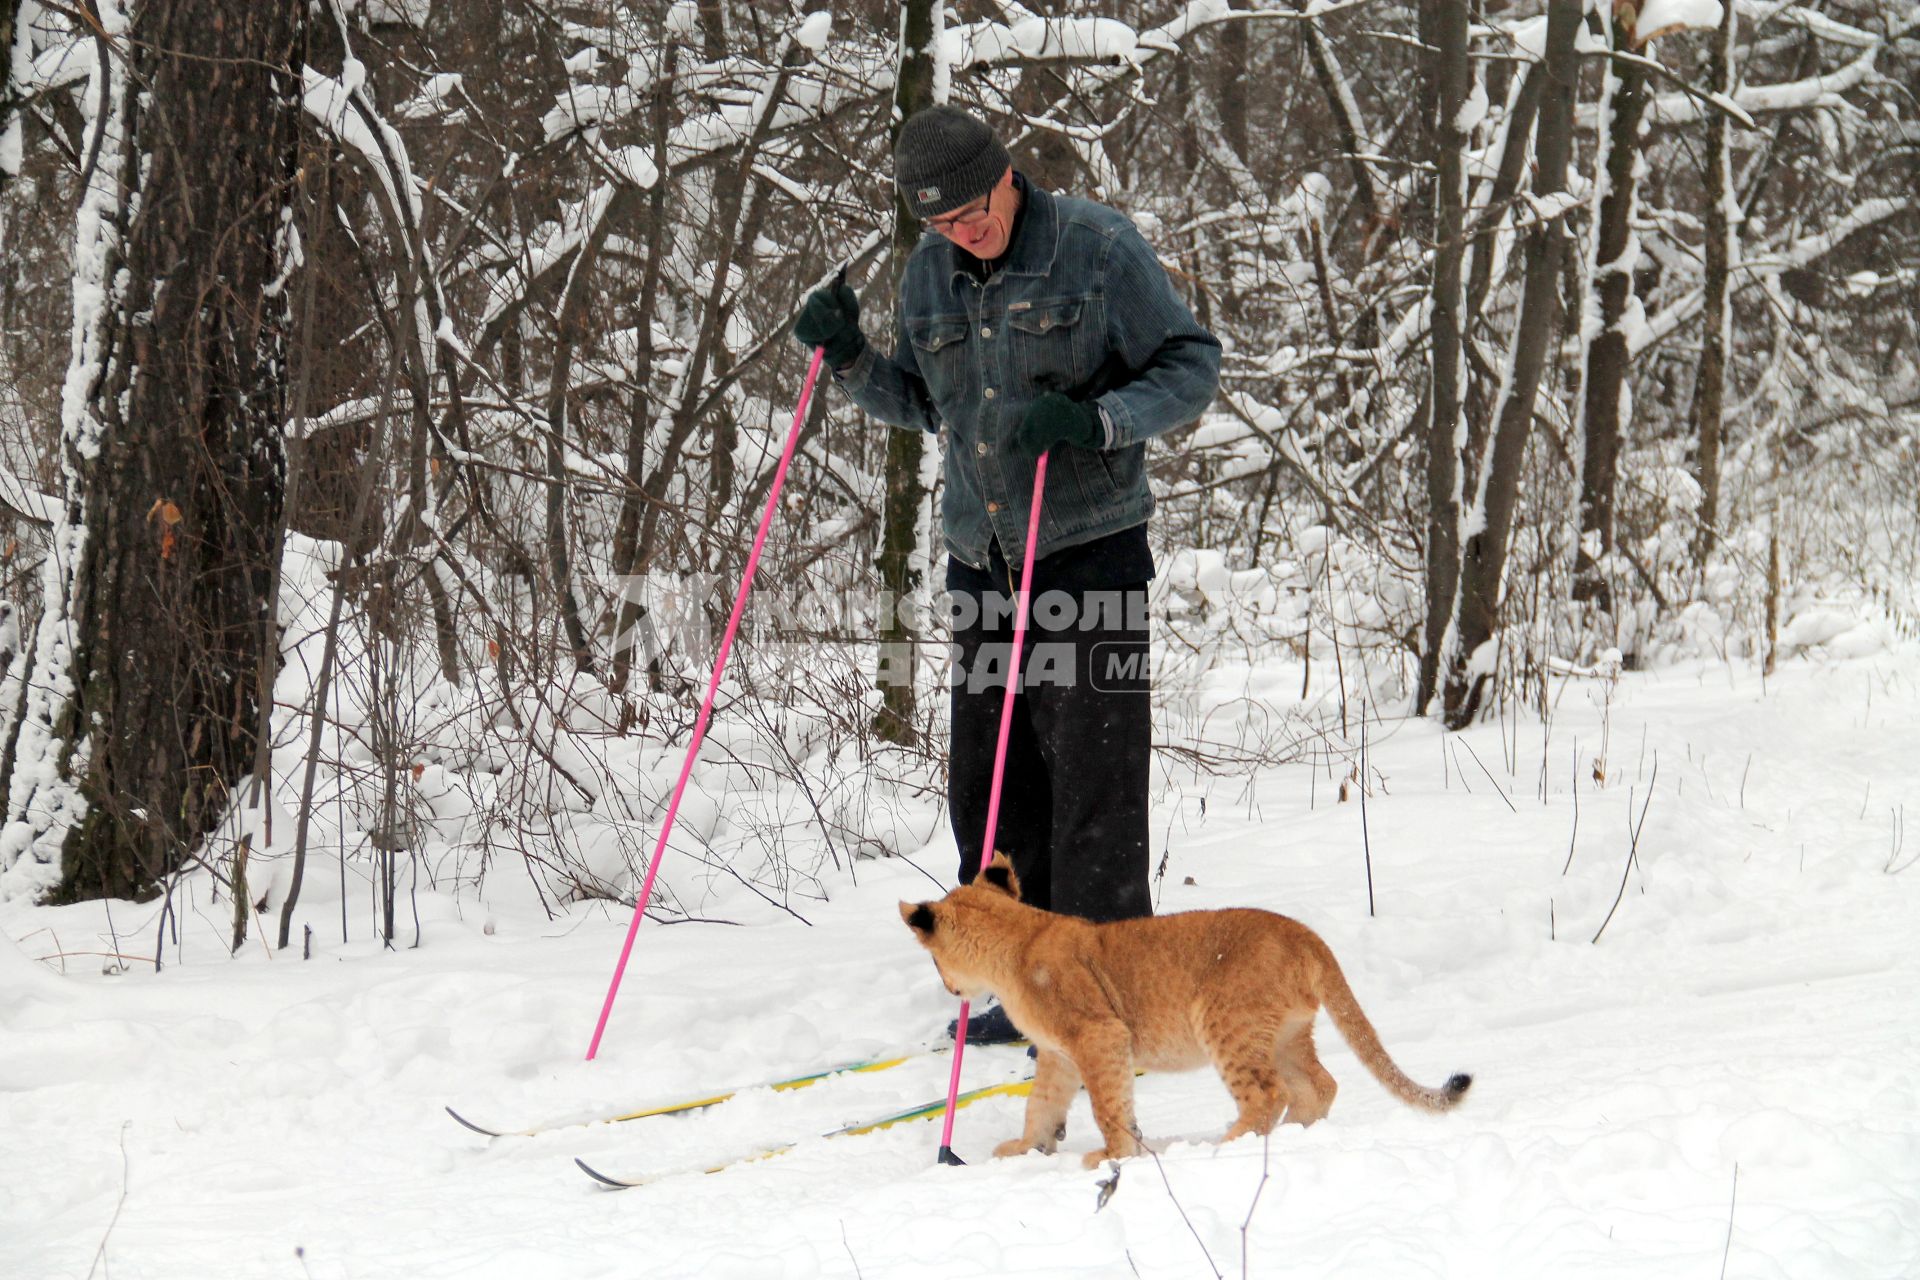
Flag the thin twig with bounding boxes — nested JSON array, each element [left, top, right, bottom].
[[1240, 1130, 1274, 1280], [1592, 758, 1658, 944], [1450, 741, 1473, 793], [1562, 741, 1580, 875], [33, 950, 158, 968], [85, 1121, 132, 1280], [1146, 1143, 1222, 1279], [1718, 1163, 1739, 1279], [1886, 805, 1917, 875], [1095, 1161, 1123, 1211], [1359, 712, 1375, 916], [1457, 737, 1517, 813], [839, 1221, 864, 1280]]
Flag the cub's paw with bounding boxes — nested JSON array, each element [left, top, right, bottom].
[[1080, 1137, 1140, 1169]]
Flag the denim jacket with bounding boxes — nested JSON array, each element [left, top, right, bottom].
[[835, 184, 1221, 570]]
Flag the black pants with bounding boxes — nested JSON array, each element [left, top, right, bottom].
[[945, 563, 1152, 922]]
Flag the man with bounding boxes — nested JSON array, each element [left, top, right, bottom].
[[797, 105, 1219, 1042]]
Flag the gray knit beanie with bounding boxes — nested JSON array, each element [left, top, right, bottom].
[[894, 106, 1010, 219]]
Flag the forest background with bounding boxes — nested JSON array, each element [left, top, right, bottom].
[[0, 0, 1912, 935]]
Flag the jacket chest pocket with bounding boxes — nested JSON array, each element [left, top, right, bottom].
[[1008, 297, 1095, 395], [908, 317, 972, 404]]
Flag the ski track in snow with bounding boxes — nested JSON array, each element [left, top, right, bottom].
[[3, 654, 1918, 1278]]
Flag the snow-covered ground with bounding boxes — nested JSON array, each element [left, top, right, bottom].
[[4, 650, 1917, 1279]]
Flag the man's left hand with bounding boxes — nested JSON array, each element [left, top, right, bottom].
[[1010, 392, 1101, 458]]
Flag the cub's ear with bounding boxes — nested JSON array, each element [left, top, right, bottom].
[[899, 901, 936, 937], [981, 851, 1021, 900]]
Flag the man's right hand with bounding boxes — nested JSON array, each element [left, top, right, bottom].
[[794, 280, 866, 368]]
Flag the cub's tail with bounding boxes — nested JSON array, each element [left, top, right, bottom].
[[1310, 937, 1471, 1113]]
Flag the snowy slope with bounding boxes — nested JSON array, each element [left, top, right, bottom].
[[3, 652, 1918, 1279]]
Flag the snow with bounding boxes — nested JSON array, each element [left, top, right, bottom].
[[356, 0, 430, 27], [542, 83, 632, 142], [0, 468, 61, 525], [794, 11, 832, 53], [941, 20, 1021, 71], [24, 36, 93, 94], [5, 11, 38, 176], [1777, 606, 1859, 651], [1499, 13, 1603, 60], [1634, 0, 1724, 43], [1454, 75, 1489, 135], [4, 652, 1918, 1277], [394, 72, 465, 123], [1522, 189, 1584, 225], [602, 144, 658, 190], [1648, 41, 1881, 126], [1008, 17, 1139, 62]]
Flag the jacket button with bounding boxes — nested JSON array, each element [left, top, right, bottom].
[[981, 326, 992, 338], [976, 442, 989, 456], [986, 501, 1000, 513], [983, 387, 996, 399]]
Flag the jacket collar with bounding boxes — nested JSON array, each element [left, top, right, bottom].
[[943, 178, 1060, 288]]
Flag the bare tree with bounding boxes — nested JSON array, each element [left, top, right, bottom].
[[1442, 0, 1582, 728], [1686, 0, 1737, 570], [1414, 0, 1471, 716], [872, 0, 939, 745], [0, 0, 302, 902], [1572, 5, 1654, 617], [0, 0, 24, 217]]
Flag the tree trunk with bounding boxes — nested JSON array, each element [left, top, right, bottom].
[[1573, 11, 1652, 612], [1442, 0, 1583, 728], [0, 0, 299, 903], [1687, 0, 1737, 570], [1413, 0, 1471, 716], [871, 0, 939, 746], [608, 36, 678, 710], [1217, 13, 1249, 165], [1301, 8, 1380, 244], [1459, 62, 1545, 498], [0, 0, 23, 213]]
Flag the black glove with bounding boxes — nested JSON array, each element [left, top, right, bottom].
[[794, 280, 866, 368], [1010, 392, 1102, 458]]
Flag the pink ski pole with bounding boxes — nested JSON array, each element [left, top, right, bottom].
[[936, 452, 1049, 1165], [585, 341, 827, 1061]]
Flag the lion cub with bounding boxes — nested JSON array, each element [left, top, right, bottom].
[[900, 853, 1471, 1168]]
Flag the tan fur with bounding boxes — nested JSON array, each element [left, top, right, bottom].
[[900, 854, 1471, 1168]]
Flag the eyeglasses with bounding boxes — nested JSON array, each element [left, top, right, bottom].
[[925, 188, 995, 235]]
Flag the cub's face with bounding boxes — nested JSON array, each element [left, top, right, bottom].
[[898, 853, 1023, 1002], [898, 899, 983, 999]]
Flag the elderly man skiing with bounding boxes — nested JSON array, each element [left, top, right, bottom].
[[797, 105, 1219, 1043]]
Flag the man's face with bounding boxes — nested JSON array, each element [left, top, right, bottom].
[[926, 167, 1017, 260]]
